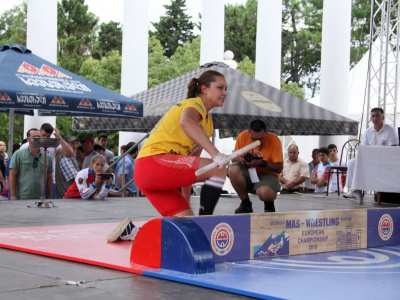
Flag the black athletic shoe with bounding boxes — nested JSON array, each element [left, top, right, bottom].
[[234, 202, 253, 214]]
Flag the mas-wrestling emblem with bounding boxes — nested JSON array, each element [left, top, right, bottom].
[[211, 222, 234, 256], [378, 214, 394, 241]]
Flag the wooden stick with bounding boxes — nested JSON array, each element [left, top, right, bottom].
[[195, 140, 261, 176]]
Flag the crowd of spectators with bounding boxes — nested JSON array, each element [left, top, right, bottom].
[[1, 107, 397, 212], [0, 125, 138, 201]]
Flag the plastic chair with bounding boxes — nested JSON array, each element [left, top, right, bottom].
[[326, 139, 361, 196]]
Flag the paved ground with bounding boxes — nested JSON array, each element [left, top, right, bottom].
[[0, 192, 396, 300]]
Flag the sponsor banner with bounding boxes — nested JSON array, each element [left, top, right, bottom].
[[16, 74, 91, 94], [190, 215, 250, 263], [16, 92, 47, 108], [250, 210, 367, 258], [367, 208, 400, 248], [0, 92, 13, 104]]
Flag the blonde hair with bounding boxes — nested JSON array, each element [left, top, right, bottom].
[[90, 154, 105, 164]]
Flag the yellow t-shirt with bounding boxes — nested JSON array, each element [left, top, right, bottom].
[[138, 97, 213, 158], [234, 130, 283, 175]]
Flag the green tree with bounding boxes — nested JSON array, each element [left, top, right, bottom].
[[57, 0, 98, 73], [236, 56, 305, 99], [0, 1, 27, 45], [148, 36, 168, 88], [96, 21, 123, 59], [281, 80, 305, 100], [0, 114, 24, 144], [148, 36, 200, 88], [166, 36, 201, 78], [150, 0, 196, 58], [79, 50, 122, 92], [237, 56, 255, 77], [350, 0, 372, 67], [224, 0, 257, 62], [281, 0, 323, 97]]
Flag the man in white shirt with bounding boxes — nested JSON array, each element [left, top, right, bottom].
[[280, 144, 310, 193], [344, 107, 398, 203]]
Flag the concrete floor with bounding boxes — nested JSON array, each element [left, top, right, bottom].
[[0, 192, 396, 300]]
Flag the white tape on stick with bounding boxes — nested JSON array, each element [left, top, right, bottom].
[[195, 140, 261, 176]]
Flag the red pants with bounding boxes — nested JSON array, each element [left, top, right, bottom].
[[134, 154, 200, 216]]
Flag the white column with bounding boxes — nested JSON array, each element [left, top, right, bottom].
[[24, 0, 57, 134], [319, 0, 351, 147], [121, 0, 148, 96], [119, 0, 149, 151], [255, 0, 282, 89], [200, 0, 224, 65]]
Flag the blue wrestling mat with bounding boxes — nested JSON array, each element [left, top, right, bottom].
[[144, 245, 400, 299]]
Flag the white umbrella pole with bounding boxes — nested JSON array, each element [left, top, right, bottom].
[[7, 109, 14, 158]]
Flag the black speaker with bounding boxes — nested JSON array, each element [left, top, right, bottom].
[[380, 192, 400, 204]]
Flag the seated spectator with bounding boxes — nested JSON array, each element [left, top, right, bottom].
[[76, 146, 85, 170], [64, 154, 112, 200], [304, 148, 319, 193], [344, 107, 398, 203], [328, 144, 345, 193], [114, 142, 138, 197], [279, 144, 309, 194], [310, 147, 332, 193]]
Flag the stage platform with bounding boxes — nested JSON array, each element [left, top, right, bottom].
[[0, 192, 398, 299]]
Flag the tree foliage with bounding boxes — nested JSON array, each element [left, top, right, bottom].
[[224, 0, 257, 62], [0, 114, 24, 144], [350, 0, 372, 67], [236, 56, 305, 100], [150, 0, 195, 58], [165, 36, 201, 79], [79, 50, 122, 92], [281, 80, 305, 100], [237, 56, 255, 77], [57, 0, 98, 73], [0, 0, 376, 141], [0, 1, 27, 45], [148, 36, 168, 88], [148, 36, 200, 88], [281, 0, 323, 97], [95, 21, 123, 59]]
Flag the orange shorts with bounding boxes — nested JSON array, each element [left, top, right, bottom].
[[134, 154, 200, 216]]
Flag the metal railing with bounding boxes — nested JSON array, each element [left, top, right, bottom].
[[105, 133, 149, 197]]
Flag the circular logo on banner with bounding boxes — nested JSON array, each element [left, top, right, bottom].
[[241, 90, 283, 112], [378, 214, 394, 241], [211, 223, 234, 256]]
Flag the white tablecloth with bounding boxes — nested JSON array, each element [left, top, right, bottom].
[[352, 146, 400, 193]]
